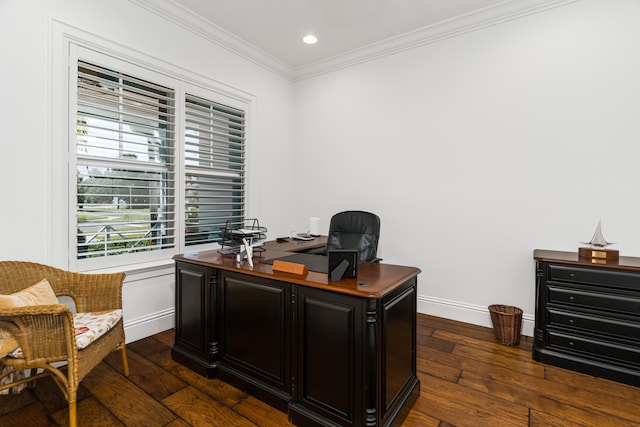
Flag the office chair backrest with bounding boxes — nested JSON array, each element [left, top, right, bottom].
[[326, 210, 380, 262]]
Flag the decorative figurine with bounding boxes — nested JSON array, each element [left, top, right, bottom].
[[579, 220, 618, 261], [581, 219, 614, 248]]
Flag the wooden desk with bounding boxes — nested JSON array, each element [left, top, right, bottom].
[[262, 235, 327, 253], [172, 246, 421, 427]]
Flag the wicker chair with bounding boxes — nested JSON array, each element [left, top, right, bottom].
[[0, 261, 129, 427]]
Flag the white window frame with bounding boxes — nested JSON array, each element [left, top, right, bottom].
[[51, 23, 255, 272]]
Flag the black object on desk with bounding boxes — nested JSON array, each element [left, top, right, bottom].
[[328, 249, 358, 281]]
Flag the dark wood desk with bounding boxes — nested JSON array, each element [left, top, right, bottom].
[[172, 244, 421, 427]]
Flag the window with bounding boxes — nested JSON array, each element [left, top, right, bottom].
[[184, 94, 245, 245], [76, 61, 176, 258], [70, 47, 250, 268]]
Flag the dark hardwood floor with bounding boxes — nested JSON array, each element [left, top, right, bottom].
[[2, 313, 640, 426]]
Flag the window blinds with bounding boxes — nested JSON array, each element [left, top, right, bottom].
[[76, 60, 176, 258], [184, 94, 246, 246]]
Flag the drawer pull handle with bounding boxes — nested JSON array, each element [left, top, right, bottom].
[[569, 341, 575, 347], [568, 296, 575, 302], [569, 273, 576, 279], [568, 319, 575, 325]]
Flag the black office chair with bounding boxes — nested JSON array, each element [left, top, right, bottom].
[[324, 210, 381, 263]]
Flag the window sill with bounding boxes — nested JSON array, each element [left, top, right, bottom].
[[79, 258, 175, 277]]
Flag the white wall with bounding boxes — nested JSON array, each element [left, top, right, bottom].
[[2, 0, 639, 341], [0, 0, 297, 341], [292, 0, 640, 334]]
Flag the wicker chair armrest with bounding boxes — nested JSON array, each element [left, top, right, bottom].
[[0, 304, 76, 361], [0, 303, 70, 318]]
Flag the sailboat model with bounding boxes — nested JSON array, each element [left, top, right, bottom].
[[582, 220, 613, 248], [579, 220, 618, 261]]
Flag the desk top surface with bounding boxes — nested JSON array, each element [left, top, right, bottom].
[[174, 245, 420, 298], [262, 236, 327, 253]]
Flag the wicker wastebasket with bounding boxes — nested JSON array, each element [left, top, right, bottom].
[[488, 304, 523, 346]]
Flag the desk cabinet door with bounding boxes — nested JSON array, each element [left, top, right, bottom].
[[173, 262, 216, 368], [293, 286, 365, 426], [219, 272, 291, 399]]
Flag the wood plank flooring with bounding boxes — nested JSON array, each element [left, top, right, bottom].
[[1, 313, 640, 426]]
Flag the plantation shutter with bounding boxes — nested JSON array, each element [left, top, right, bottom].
[[76, 60, 176, 258], [184, 93, 246, 245]]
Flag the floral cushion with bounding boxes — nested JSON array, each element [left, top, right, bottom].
[[73, 309, 122, 350], [3, 309, 122, 359], [0, 366, 26, 395]]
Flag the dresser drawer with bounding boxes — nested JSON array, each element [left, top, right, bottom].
[[549, 265, 640, 290], [547, 307, 640, 341], [548, 330, 640, 367], [547, 284, 640, 315]]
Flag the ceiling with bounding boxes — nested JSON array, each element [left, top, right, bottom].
[[171, 0, 507, 68], [139, 0, 573, 79]]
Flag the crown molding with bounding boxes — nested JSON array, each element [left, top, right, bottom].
[[292, 0, 578, 81], [130, 0, 578, 83], [129, 0, 294, 80]]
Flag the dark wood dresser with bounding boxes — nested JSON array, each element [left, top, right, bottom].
[[534, 249, 640, 387]]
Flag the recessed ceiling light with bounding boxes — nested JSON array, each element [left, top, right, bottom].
[[303, 34, 318, 45]]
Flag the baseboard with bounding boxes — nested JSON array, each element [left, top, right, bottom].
[[123, 308, 174, 343], [417, 295, 534, 337], [120, 297, 533, 344]]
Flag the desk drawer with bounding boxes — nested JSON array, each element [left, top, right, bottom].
[[549, 265, 640, 290], [547, 284, 640, 315], [547, 308, 640, 341], [548, 330, 640, 368]]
